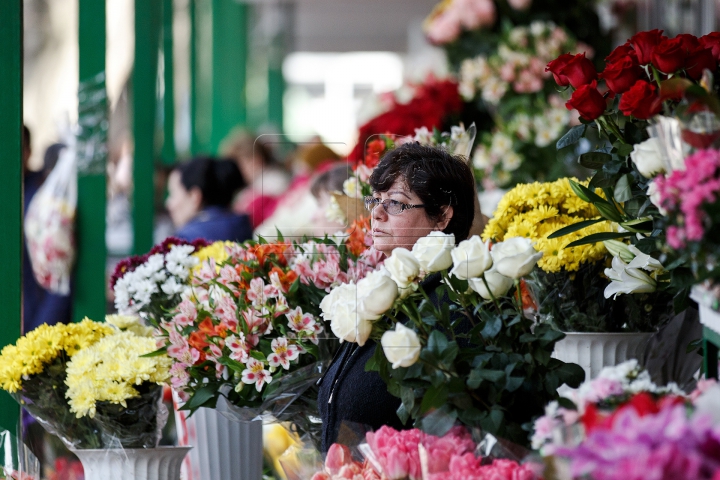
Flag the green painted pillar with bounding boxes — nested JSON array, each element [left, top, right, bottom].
[[162, 0, 176, 166], [0, 0, 23, 433], [74, 0, 108, 323], [133, 0, 162, 255], [191, 0, 213, 154], [210, 0, 248, 152], [267, 56, 284, 133]]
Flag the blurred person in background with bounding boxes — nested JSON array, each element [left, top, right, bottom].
[[308, 163, 353, 237], [22, 127, 72, 333], [220, 129, 290, 228], [165, 156, 252, 243]]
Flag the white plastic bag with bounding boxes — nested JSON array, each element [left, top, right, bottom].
[[24, 144, 77, 295]]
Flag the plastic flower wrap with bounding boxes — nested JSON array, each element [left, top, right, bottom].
[[320, 231, 584, 446], [65, 319, 172, 448], [159, 237, 382, 421], [304, 425, 540, 480], [111, 237, 209, 322], [0, 319, 113, 448], [531, 360, 720, 480], [0, 430, 40, 480]]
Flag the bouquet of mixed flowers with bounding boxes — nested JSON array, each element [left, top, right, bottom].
[[531, 360, 720, 480], [544, 30, 720, 319], [157, 236, 383, 418], [0, 316, 171, 449], [302, 425, 539, 480], [464, 22, 589, 188], [320, 231, 584, 446], [111, 237, 209, 322]]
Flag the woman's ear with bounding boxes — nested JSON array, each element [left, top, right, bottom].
[[435, 205, 453, 231]]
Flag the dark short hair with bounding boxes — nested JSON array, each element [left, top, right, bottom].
[[310, 163, 353, 199], [369, 142, 476, 242], [175, 156, 246, 208]]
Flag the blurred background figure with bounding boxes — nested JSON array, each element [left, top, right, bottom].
[[22, 126, 72, 333], [308, 163, 353, 237], [165, 156, 252, 243], [221, 129, 291, 228]]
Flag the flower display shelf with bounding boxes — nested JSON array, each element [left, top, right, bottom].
[[691, 285, 720, 379], [552, 332, 653, 381], [71, 446, 191, 480]]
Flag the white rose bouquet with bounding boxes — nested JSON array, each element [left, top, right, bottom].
[[320, 232, 583, 446]]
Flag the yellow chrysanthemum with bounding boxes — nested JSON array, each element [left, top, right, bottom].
[[65, 330, 172, 418], [482, 178, 612, 273], [192, 241, 235, 273]]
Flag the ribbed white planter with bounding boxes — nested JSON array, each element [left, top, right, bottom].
[[175, 407, 263, 480], [71, 446, 190, 480], [552, 332, 654, 381], [692, 285, 720, 332]]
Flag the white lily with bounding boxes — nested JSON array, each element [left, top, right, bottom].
[[604, 257, 657, 299]]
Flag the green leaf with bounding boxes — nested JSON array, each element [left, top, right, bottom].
[[547, 218, 604, 239], [427, 330, 449, 356], [556, 125, 585, 149], [569, 179, 608, 205], [418, 406, 458, 437], [505, 376, 524, 392], [614, 174, 634, 203], [479, 408, 504, 435], [568, 179, 591, 202], [480, 316, 502, 339], [441, 342, 459, 365], [140, 346, 168, 358], [578, 152, 611, 170], [594, 201, 624, 222], [396, 403, 410, 424], [470, 368, 505, 385], [249, 350, 267, 362], [420, 384, 449, 413], [181, 385, 218, 411], [564, 231, 633, 248], [554, 361, 586, 388], [401, 386, 416, 411], [616, 143, 634, 157]]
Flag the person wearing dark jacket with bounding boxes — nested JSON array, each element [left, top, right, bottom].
[[166, 156, 252, 243], [317, 143, 477, 452]]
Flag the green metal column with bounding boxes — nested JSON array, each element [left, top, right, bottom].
[[74, 0, 108, 323], [191, 0, 213, 154], [210, 0, 249, 152], [0, 0, 22, 433], [133, 0, 162, 255], [162, 0, 176, 165], [267, 56, 284, 133]]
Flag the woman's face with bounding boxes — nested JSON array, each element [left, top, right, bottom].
[[165, 170, 202, 228], [371, 177, 452, 256]]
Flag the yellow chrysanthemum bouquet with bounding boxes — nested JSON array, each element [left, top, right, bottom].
[[482, 178, 623, 331], [0, 316, 171, 449]]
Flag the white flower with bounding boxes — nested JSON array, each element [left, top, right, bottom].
[[325, 195, 346, 224], [534, 125, 556, 148], [472, 146, 494, 169], [381, 323, 421, 369], [413, 126, 433, 144], [161, 276, 184, 295], [450, 236, 492, 280], [357, 270, 399, 319], [530, 20, 546, 36], [481, 77, 508, 105], [602, 240, 635, 263], [603, 257, 657, 299], [646, 180, 667, 215], [384, 248, 421, 289], [468, 268, 514, 300], [320, 283, 373, 346], [627, 245, 664, 272], [490, 133, 513, 157], [630, 137, 665, 178], [491, 237, 543, 279], [501, 151, 522, 172], [412, 231, 455, 272], [342, 177, 362, 198], [693, 384, 720, 424]]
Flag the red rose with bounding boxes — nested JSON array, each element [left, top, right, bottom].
[[566, 81, 606, 120], [619, 80, 662, 119], [602, 56, 643, 93], [559, 53, 598, 88], [651, 37, 687, 73], [676, 33, 701, 51], [546, 53, 574, 87], [630, 29, 667, 65], [685, 47, 716, 79], [605, 42, 637, 64], [700, 32, 720, 61]]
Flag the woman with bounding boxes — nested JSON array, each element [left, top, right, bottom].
[[317, 143, 477, 451], [166, 156, 252, 243]]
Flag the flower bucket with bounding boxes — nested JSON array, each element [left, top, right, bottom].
[[552, 332, 653, 381], [71, 446, 190, 480], [691, 285, 720, 333], [175, 406, 263, 480]]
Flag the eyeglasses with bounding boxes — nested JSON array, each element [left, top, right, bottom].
[[364, 196, 426, 215]]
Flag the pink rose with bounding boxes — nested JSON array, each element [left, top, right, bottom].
[[426, 12, 461, 45], [508, 0, 532, 10]]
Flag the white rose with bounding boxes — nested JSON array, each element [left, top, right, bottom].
[[384, 248, 421, 289], [381, 323, 422, 369], [630, 137, 665, 179], [357, 270, 399, 320], [412, 231, 455, 272], [491, 237, 543, 279], [320, 283, 374, 346], [450, 236, 492, 280], [468, 268, 514, 300], [646, 180, 667, 216]]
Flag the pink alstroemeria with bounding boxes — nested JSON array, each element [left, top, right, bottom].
[[167, 330, 201, 365], [194, 259, 217, 283], [170, 362, 191, 388], [242, 308, 266, 333], [241, 357, 272, 392], [246, 277, 280, 305], [226, 333, 250, 363], [214, 295, 238, 326], [286, 307, 317, 335], [268, 337, 300, 370], [274, 293, 290, 315]]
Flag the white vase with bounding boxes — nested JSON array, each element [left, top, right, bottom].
[[692, 285, 720, 332], [71, 446, 191, 480], [175, 406, 263, 480], [552, 332, 654, 381]]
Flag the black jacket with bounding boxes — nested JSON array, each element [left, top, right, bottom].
[[317, 273, 447, 452]]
